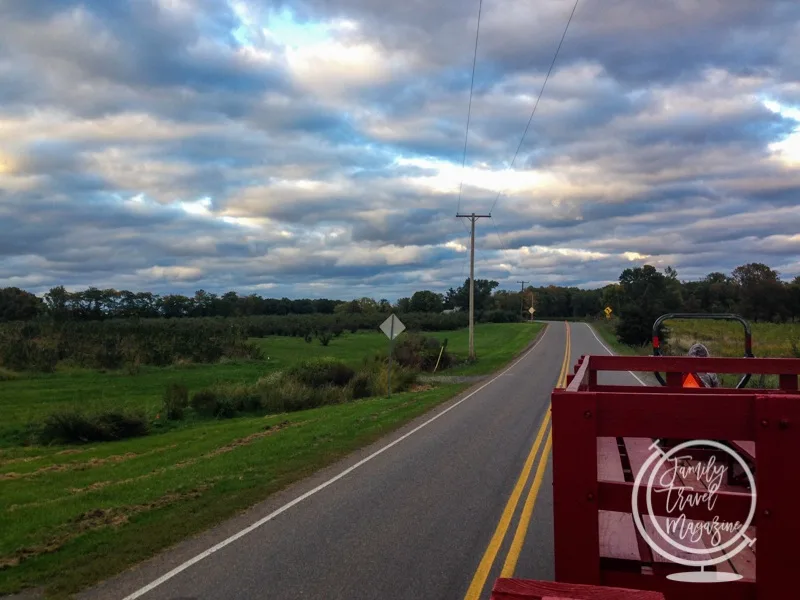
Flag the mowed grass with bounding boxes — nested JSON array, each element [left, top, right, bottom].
[[0, 322, 545, 598], [593, 318, 800, 387], [0, 386, 467, 598], [443, 322, 544, 375]]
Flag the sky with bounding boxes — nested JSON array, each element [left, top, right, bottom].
[[1, 0, 799, 301]]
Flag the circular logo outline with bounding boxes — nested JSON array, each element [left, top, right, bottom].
[[631, 439, 757, 567]]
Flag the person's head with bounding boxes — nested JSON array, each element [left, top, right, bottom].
[[688, 343, 710, 357]]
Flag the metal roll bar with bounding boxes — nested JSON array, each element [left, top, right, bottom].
[[651, 313, 754, 388]]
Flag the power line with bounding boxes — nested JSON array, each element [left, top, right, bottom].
[[490, 215, 511, 256], [488, 0, 580, 215], [456, 0, 484, 216]]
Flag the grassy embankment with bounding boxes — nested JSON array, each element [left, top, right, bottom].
[[0, 322, 544, 598], [593, 318, 800, 386]]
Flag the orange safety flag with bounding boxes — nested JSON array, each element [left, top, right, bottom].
[[682, 373, 703, 388]]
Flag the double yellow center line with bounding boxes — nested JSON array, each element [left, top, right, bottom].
[[463, 322, 571, 600]]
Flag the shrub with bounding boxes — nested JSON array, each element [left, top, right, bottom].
[[163, 383, 189, 420], [0, 366, 19, 381], [304, 332, 313, 343], [346, 370, 373, 399], [214, 397, 237, 418], [215, 382, 262, 412], [790, 336, 800, 359], [257, 376, 347, 414], [286, 357, 355, 387], [392, 334, 450, 371], [190, 389, 220, 416], [317, 330, 332, 346], [369, 363, 417, 395], [39, 410, 149, 444]]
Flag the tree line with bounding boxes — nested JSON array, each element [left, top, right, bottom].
[[1, 263, 799, 333]]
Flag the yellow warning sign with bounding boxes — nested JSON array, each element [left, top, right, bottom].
[[604, 306, 612, 319]]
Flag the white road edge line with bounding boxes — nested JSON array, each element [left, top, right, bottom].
[[121, 325, 554, 600], [584, 323, 646, 386]]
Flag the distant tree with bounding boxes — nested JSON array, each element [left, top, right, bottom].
[[492, 290, 523, 313], [446, 278, 498, 311], [616, 265, 682, 346], [789, 277, 800, 322], [409, 290, 444, 313], [312, 299, 338, 314], [159, 294, 193, 318], [731, 262, 787, 322], [11, 260, 800, 326], [600, 284, 622, 316], [358, 297, 378, 313], [0, 287, 44, 321], [44, 285, 71, 320], [394, 297, 411, 312]]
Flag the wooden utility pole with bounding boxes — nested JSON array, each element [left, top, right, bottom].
[[456, 212, 491, 360], [517, 280, 527, 319]]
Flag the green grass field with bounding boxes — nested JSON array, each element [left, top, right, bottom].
[[0, 323, 541, 443], [0, 322, 544, 598]]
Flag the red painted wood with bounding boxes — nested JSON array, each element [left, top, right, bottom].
[[672, 459, 746, 576], [778, 373, 798, 391], [621, 438, 710, 566], [491, 578, 665, 599], [665, 372, 683, 387], [731, 440, 756, 461], [600, 570, 755, 600], [589, 385, 779, 395], [567, 359, 591, 392], [551, 390, 600, 584], [594, 393, 755, 440], [597, 437, 641, 562], [588, 355, 800, 375], [597, 482, 752, 524], [597, 437, 624, 481], [754, 394, 800, 599]]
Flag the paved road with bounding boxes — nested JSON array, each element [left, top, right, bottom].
[[81, 322, 644, 600]]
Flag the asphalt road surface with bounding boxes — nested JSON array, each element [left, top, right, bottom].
[[81, 322, 646, 600]]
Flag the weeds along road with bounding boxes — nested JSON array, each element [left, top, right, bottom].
[[80, 322, 640, 600]]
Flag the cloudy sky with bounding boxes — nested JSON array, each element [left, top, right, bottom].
[[1, 0, 799, 301]]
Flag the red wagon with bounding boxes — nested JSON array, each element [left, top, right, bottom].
[[492, 313, 800, 600]]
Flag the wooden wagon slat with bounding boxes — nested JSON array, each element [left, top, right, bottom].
[[601, 571, 756, 600], [594, 393, 755, 440], [753, 394, 800, 598], [588, 355, 800, 375], [597, 478, 753, 522], [491, 578, 666, 599], [675, 460, 745, 577], [597, 437, 641, 562]]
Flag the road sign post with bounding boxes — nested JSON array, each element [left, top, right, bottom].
[[379, 314, 406, 398], [528, 306, 535, 322], [604, 306, 612, 320]]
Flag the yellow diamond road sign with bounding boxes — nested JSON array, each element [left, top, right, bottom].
[[604, 306, 612, 317], [528, 307, 535, 314]]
